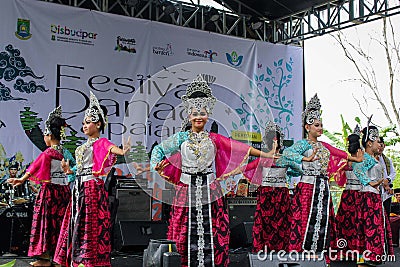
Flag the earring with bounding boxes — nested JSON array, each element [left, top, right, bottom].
[[97, 126, 100, 129]]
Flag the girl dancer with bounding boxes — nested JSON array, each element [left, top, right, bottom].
[[54, 92, 130, 267], [151, 75, 277, 267], [241, 121, 294, 252], [353, 124, 393, 266], [335, 125, 363, 258], [8, 106, 75, 267], [278, 94, 362, 256]]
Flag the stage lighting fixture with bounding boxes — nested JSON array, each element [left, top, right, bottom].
[[249, 17, 263, 30], [207, 6, 220, 22], [160, 0, 176, 15]]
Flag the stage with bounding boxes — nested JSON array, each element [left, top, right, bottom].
[[1, 247, 399, 267]]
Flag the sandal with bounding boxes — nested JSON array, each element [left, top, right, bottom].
[[29, 259, 52, 266]]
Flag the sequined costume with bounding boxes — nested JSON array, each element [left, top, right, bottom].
[[26, 146, 75, 258], [353, 153, 393, 264], [277, 139, 348, 252], [335, 167, 362, 256], [242, 157, 291, 252], [54, 138, 116, 267], [151, 131, 251, 267]]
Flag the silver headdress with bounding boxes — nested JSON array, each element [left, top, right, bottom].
[[85, 91, 106, 125], [44, 106, 64, 139], [301, 93, 321, 125], [363, 115, 379, 143], [352, 125, 361, 136], [180, 75, 217, 130], [264, 120, 284, 148]]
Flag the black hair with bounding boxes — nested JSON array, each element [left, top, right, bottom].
[[263, 131, 281, 151], [188, 91, 207, 99], [184, 123, 192, 131], [48, 116, 67, 141], [98, 105, 108, 133], [9, 162, 20, 170], [361, 125, 378, 148], [347, 133, 361, 154]]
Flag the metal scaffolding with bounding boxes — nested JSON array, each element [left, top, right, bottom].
[[41, 0, 400, 44]]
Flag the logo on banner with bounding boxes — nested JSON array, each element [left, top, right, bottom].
[[152, 43, 173, 56], [187, 48, 218, 62], [226, 51, 243, 67], [50, 24, 98, 46], [15, 18, 32, 40], [115, 36, 136, 53]]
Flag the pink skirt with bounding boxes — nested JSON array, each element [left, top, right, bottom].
[[53, 178, 111, 267], [252, 186, 291, 252], [28, 183, 71, 257]]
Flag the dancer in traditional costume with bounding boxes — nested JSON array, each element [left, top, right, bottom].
[[53, 92, 130, 267], [8, 106, 75, 267], [240, 121, 295, 252], [335, 125, 363, 258], [353, 124, 393, 266], [150, 75, 277, 267], [277, 94, 362, 255]]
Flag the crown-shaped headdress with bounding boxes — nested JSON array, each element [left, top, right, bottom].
[[85, 91, 106, 125], [181, 75, 217, 115], [352, 125, 361, 136], [43, 106, 65, 139], [301, 93, 321, 125], [180, 75, 217, 131], [264, 120, 284, 148], [363, 115, 379, 143]]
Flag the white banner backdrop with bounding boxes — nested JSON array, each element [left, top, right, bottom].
[[0, 0, 303, 204]]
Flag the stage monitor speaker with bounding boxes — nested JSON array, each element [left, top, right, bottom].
[[227, 197, 257, 229], [248, 253, 327, 267], [117, 189, 152, 221], [230, 221, 253, 249], [118, 220, 168, 251], [0, 205, 33, 256]]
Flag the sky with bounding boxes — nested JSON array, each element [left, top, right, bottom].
[[182, 1, 400, 135], [304, 13, 400, 135]]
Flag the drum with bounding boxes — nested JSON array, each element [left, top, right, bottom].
[[0, 181, 34, 207]]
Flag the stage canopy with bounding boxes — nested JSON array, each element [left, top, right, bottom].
[[41, 0, 400, 43]]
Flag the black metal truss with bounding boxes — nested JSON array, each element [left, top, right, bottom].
[[41, 0, 400, 45]]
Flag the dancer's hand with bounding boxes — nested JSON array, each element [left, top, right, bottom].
[[348, 149, 363, 162], [61, 159, 73, 174], [7, 177, 25, 187], [303, 149, 318, 162], [154, 160, 169, 177], [122, 136, 131, 155], [264, 140, 281, 159]]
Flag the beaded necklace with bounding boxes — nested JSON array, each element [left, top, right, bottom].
[[76, 137, 99, 174]]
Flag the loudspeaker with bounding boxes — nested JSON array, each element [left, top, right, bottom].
[[227, 198, 257, 228], [230, 222, 253, 249], [117, 189, 152, 221], [0, 205, 33, 255], [118, 220, 168, 251], [248, 253, 327, 267]]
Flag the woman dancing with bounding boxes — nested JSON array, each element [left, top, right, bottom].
[[8, 106, 75, 267], [353, 124, 393, 266], [278, 94, 362, 256], [54, 92, 130, 267], [151, 75, 277, 267], [241, 121, 295, 252], [335, 125, 363, 258]]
